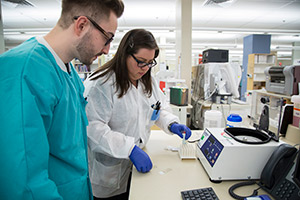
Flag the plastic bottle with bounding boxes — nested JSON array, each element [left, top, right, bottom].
[[204, 110, 222, 129], [226, 114, 242, 127]]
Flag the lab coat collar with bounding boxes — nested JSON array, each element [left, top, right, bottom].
[[36, 36, 68, 73]]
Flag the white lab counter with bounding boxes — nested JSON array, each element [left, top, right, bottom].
[[129, 130, 274, 200]]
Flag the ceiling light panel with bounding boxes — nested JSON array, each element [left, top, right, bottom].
[[120, 0, 175, 27], [2, 1, 60, 29]]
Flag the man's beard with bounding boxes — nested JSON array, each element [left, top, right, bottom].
[[76, 32, 94, 66]]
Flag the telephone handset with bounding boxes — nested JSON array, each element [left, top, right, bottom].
[[260, 143, 297, 189], [259, 143, 299, 200], [229, 143, 299, 200]]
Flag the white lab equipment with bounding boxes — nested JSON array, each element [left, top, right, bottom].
[[202, 62, 241, 100], [196, 128, 283, 181]]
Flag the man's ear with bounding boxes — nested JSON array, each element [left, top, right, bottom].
[[74, 16, 89, 36]]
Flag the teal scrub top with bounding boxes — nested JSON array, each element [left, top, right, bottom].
[[0, 37, 93, 200]]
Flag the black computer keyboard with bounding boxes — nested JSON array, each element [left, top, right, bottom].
[[181, 187, 219, 200]]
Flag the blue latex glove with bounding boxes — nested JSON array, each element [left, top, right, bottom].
[[129, 145, 153, 173], [170, 123, 192, 140]]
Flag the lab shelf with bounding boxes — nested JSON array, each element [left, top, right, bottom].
[[72, 56, 103, 81], [247, 53, 277, 90]]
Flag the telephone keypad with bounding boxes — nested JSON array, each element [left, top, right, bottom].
[[273, 179, 298, 200]]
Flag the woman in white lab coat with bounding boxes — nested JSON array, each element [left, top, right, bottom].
[[84, 29, 191, 200]]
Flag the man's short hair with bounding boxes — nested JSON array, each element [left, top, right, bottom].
[[58, 0, 124, 29]]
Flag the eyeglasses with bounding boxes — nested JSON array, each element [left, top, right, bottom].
[[73, 16, 114, 46], [131, 54, 157, 68]]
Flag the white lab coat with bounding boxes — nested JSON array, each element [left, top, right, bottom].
[[84, 72, 179, 198]]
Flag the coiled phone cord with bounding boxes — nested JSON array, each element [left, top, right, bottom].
[[229, 145, 300, 200], [228, 181, 260, 200]]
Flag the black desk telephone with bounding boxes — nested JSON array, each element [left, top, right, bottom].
[[259, 143, 299, 200], [229, 143, 300, 200]]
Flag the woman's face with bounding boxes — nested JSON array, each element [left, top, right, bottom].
[[126, 48, 156, 85]]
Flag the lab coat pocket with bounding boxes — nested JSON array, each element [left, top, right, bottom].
[[91, 158, 121, 189], [151, 109, 161, 121], [146, 108, 156, 131]]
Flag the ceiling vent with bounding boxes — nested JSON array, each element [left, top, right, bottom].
[[3, 0, 34, 7], [203, 0, 237, 7]]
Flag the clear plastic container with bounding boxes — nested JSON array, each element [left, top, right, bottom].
[[204, 110, 222, 129], [226, 114, 243, 127]]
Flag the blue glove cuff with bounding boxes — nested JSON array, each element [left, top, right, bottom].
[[168, 122, 178, 132]]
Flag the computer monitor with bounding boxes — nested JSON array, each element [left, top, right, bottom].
[[293, 151, 300, 189]]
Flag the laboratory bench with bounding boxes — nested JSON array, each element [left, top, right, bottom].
[[129, 130, 287, 200]]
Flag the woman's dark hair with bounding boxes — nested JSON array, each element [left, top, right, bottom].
[[90, 29, 159, 98]]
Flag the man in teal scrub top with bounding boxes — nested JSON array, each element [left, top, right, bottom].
[[0, 0, 124, 199]]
